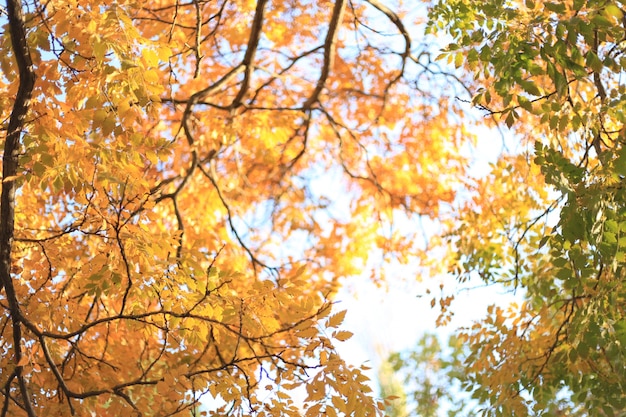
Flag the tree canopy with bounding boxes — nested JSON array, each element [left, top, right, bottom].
[[0, 0, 471, 415], [5, 0, 626, 415]]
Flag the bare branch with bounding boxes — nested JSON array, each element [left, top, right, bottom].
[[231, 0, 269, 109], [303, 0, 347, 108]]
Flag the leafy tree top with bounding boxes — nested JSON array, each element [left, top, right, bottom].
[[0, 0, 473, 415]]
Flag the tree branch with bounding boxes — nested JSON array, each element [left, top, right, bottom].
[[3, 0, 36, 415], [303, 0, 347, 108], [231, 0, 269, 109]]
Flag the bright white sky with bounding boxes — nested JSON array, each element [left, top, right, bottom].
[[335, 269, 522, 369], [333, 124, 525, 390]]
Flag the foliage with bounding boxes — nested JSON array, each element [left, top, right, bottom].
[[0, 0, 476, 415], [386, 332, 593, 417], [377, 354, 408, 417], [426, 0, 626, 415], [380, 333, 475, 417]]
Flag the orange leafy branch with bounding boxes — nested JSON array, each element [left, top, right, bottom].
[[0, 0, 476, 414]]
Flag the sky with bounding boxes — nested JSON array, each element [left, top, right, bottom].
[[332, 123, 526, 392], [308, 4, 520, 383]]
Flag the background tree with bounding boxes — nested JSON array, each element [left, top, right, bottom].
[[380, 333, 474, 417], [385, 333, 592, 417], [0, 0, 474, 415], [426, 0, 626, 415], [377, 355, 408, 417]]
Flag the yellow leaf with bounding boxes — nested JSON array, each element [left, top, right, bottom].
[[94, 109, 108, 122], [144, 69, 159, 84], [141, 48, 159, 67], [327, 310, 347, 328], [86, 20, 97, 33], [333, 331, 353, 342], [331, 396, 346, 413], [93, 37, 107, 62], [117, 100, 131, 115]]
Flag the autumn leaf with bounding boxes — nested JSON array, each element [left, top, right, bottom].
[[327, 310, 348, 329], [333, 331, 354, 342]]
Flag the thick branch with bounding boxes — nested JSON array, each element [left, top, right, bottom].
[[303, 0, 347, 108], [231, 0, 269, 108], [3, 0, 34, 290], [4, 0, 36, 415]]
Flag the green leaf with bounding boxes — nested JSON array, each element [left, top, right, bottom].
[[527, 62, 544, 76], [40, 153, 55, 167], [556, 267, 572, 280], [544, 2, 567, 13], [614, 147, 626, 176], [518, 96, 533, 111], [519, 79, 541, 96], [505, 111, 516, 128], [586, 51, 604, 73], [53, 176, 64, 192], [562, 211, 586, 242], [604, 231, 617, 244], [591, 14, 613, 27], [604, 4, 623, 19], [554, 70, 568, 95]]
